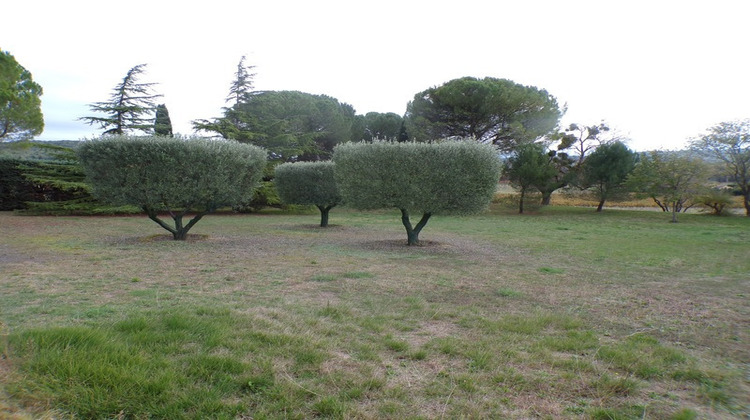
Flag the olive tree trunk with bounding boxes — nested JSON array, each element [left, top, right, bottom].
[[144, 206, 208, 240], [400, 208, 432, 246], [671, 206, 679, 223], [540, 191, 552, 206], [317, 205, 335, 227]]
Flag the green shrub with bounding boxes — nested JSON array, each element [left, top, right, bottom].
[[275, 161, 341, 226], [333, 140, 501, 245], [0, 145, 103, 214], [0, 157, 34, 210], [78, 136, 266, 239], [696, 188, 733, 215]]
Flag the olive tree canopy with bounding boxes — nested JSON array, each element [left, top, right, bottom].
[[626, 151, 708, 223], [78, 135, 267, 239], [274, 161, 341, 227], [333, 140, 501, 245], [690, 119, 750, 216]]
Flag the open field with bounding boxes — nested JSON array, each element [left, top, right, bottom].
[[1, 205, 748, 419]]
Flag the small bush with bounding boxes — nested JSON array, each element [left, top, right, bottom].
[[275, 161, 340, 226], [696, 189, 733, 215]]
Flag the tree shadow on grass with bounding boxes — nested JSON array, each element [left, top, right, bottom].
[[355, 239, 469, 254], [105, 234, 211, 245]]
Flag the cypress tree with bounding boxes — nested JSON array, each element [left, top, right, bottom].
[[154, 104, 173, 136]]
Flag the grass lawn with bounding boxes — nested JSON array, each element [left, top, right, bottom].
[[0, 205, 748, 419]]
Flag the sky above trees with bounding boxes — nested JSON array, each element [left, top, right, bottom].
[[2, 0, 748, 150]]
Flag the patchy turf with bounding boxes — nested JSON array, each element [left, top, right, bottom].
[[0, 206, 748, 419]]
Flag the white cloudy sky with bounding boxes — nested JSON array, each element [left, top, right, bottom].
[[2, 0, 748, 150]]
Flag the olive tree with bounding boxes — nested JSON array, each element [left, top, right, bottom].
[[78, 136, 266, 239], [274, 161, 341, 227], [626, 151, 708, 223], [690, 120, 750, 216], [503, 143, 558, 214], [579, 141, 637, 212], [333, 140, 501, 245]]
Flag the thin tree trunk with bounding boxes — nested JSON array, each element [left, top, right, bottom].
[[400, 208, 432, 246], [744, 193, 750, 216], [671, 206, 678, 223], [144, 206, 177, 236], [596, 199, 605, 212], [652, 198, 668, 212], [519, 188, 525, 214]]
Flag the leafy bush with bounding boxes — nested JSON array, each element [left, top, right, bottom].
[[275, 161, 340, 226], [0, 153, 121, 214], [232, 163, 282, 213], [0, 158, 34, 210], [696, 188, 733, 215], [333, 140, 501, 244], [15, 145, 99, 215], [78, 136, 266, 239]]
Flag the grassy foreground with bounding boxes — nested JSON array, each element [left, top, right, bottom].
[[0, 205, 748, 419]]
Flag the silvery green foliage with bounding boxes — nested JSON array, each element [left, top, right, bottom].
[[333, 140, 501, 215], [78, 135, 267, 212], [274, 161, 340, 207]]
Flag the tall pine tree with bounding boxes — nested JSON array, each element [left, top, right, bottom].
[[226, 55, 256, 106], [80, 64, 162, 135], [193, 56, 256, 138]]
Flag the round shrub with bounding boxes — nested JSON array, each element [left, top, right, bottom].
[[78, 135, 267, 239], [333, 140, 501, 244], [274, 161, 341, 227]]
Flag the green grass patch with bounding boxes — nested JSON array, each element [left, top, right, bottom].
[[541, 329, 600, 353], [596, 333, 688, 379], [4, 309, 333, 419], [341, 271, 375, 279], [589, 404, 646, 420], [495, 287, 522, 298], [539, 266, 565, 274], [310, 273, 338, 282]]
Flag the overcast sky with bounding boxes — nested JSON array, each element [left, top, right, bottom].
[[3, 0, 748, 150]]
